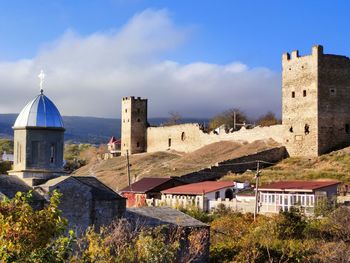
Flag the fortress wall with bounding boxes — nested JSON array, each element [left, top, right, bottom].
[[146, 123, 285, 153], [147, 123, 205, 153]]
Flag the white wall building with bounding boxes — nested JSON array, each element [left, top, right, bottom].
[[161, 181, 236, 212], [258, 180, 340, 215]]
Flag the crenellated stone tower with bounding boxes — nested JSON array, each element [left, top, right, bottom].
[[121, 96, 148, 156], [282, 45, 350, 157]]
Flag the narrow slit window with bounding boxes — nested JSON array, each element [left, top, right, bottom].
[[346, 124, 349, 134], [168, 138, 171, 148], [291, 91, 295, 98], [304, 124, 310, 135], [50, 144, 55, 163], [303, 90, 307, 97], [136, 142, 140, 147]]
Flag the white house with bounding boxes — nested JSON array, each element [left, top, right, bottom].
[[1, 151, 14, 162], [258, 180, 340, 215], [161, 181, 235, 211]]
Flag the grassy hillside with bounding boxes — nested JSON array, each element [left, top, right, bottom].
[[222, 146, 350, 185], [74, 140, 279, 191]]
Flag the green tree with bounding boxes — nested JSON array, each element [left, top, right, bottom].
[[0, 139, 14, 154], [0, 191, 74, 262]]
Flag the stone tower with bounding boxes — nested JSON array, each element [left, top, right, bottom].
[[121, 96, 148, 155], [9, 91, 65, 185], [282, 45, 350, 157]]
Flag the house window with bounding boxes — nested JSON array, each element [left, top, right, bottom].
[[291, 91, 295, 98], [215, 191, 220, 199], [303, 90, 307, 97], [346, 124, 349, 134]]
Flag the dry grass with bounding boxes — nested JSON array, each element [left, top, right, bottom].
[[74, 139, 280, 191], [221, 146, 350, 185]]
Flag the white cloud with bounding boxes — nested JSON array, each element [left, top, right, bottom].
[[0, 8, 281, 119]]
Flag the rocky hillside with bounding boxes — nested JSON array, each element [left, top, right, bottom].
[[74, 139, 280, 191]]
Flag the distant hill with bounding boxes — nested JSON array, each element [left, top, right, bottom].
[[0, 114, 208, 144]]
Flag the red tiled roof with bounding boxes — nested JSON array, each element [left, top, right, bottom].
[[259, 180, 340, 191], [108, 136, 121, 145], [162, 181, 234, 195], [120, 177, 174, 193], [108, 136, 117, 144]]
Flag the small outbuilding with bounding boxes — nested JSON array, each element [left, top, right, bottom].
[[125, 206, 210, 263], [120, 177, 185, 207]]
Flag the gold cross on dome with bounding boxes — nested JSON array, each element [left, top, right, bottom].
[[38, 70, 45, 94]]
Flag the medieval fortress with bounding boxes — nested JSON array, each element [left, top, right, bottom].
[[121, 45, 350, 158]]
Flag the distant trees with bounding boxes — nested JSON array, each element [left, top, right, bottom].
[[0, 139, 13, 154], [164, 111, 182, 126], [256, 111, 281, 127], [209, 108, 248, 131], [209, 108, 281, 131]]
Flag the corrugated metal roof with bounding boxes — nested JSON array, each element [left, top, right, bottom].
[[259, 180, 340, 191], [162, 181, 234, 195], [126, 207, 208, 227], [120, 177, 173, 193]]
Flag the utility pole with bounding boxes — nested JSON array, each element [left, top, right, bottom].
[[254, 161, 261, 221], [126, 150, 131, 187]]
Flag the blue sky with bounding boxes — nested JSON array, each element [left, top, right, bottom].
[[0, 1, 349, 118]]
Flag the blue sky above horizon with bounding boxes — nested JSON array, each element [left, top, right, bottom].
[[0, 1, 349, 118]]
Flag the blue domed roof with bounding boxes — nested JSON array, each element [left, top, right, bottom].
[[14, 93, 64, 129]]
